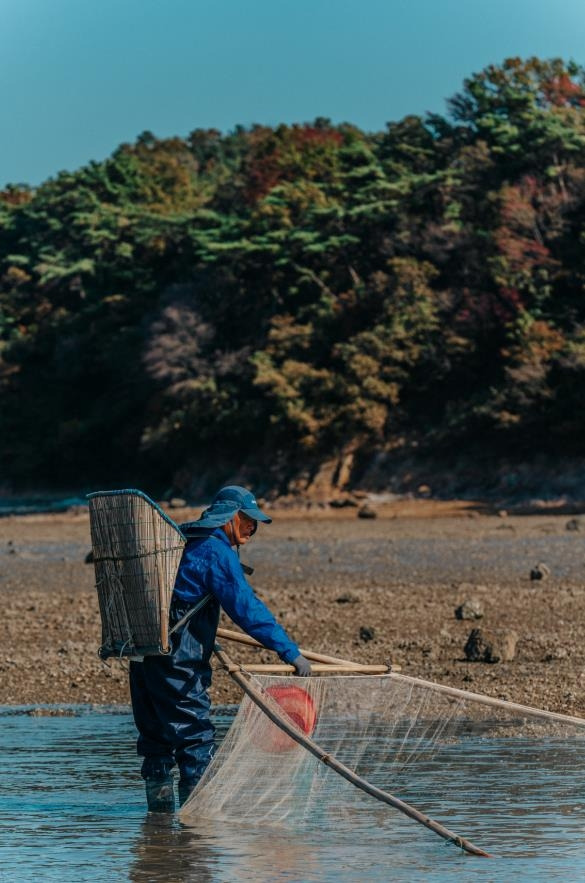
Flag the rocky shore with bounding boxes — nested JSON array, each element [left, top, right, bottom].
[[1, 501, 585, 717]]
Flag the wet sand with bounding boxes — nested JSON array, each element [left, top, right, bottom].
[[1, 501, 585, 716]]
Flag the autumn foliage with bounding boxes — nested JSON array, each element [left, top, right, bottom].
[[2, 58, 585, 495]]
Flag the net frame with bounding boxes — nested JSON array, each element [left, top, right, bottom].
[[87, 489, 186, 658], [183, 667, 585, 856]]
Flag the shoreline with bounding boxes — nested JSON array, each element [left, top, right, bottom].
[[3, 487, 585, 521], [2, 505, 585, 716]]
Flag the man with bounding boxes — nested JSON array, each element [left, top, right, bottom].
[[129, 485, 311, 812]]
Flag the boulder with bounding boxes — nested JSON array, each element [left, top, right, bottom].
[[335, 593, 360, 605], [464, 628, 518, 663], [357, 504, 377, 519], [455, 598, 484, 620], [566, 518, 582, 532], [329, 497, 358, 509], [530, 562, 551, 581]]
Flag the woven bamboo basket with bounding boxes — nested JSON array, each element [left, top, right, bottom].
[[87, 489, 186, 658]]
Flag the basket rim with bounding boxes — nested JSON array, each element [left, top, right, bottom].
[[87, 488, 186, 539]]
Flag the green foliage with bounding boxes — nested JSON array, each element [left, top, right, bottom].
[[4, 60, 585, 491]]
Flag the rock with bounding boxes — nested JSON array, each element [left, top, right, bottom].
[[497, 509, 508, 518], [417, 484, 431, 498], [566, 518, 582, 532], [329, 497, 358, 508], [168, 498, 187, 509], [464, 628, 517, 663], [530, 562, 551, 581], [359, 626, 375, 642], [544, 647, 568, 662], [357, 504, 377, 519], [455, 598, 484, 620], [335, 593, 359, 604]]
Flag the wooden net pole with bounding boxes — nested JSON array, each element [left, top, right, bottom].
[[216, 626, 391, 671], [151, 510, 170, 653], [389, 672, 585, 729], [217, 627, 585, 727], [236, 663, 389, 674]]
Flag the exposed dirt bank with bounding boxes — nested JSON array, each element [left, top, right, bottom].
[[1, 500, 585, 717]]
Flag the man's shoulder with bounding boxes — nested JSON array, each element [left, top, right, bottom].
[[184, 531, 232, 562]]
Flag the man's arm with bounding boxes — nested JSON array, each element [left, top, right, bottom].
[[208, 550, 301, 664]]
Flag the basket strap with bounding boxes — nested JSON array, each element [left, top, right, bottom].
[[168, 592, 213, 636], [167, 535, 253, 636]]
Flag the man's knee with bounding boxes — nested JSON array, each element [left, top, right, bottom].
[[140, 757, 175, 781], [177, 739, 215, 783]]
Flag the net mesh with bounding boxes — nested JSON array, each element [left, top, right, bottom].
[[181, 673, 585, 839], [88, 490, 185, 657]]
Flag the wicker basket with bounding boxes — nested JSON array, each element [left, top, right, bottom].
[[88, 489, 186, 658]]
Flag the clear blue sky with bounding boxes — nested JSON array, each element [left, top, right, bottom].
[[1, 0, 585, 187]]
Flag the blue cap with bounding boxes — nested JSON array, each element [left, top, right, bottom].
[[180, 485, 272, 534]]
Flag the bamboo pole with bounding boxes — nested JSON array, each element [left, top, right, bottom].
[[213, 642, 491, 858], [151, 510, 170, 653], [388, 672, 585, 729], [216, 626, 393, 671], [217, 627, 585, 728], [237, 663, 389, 674]]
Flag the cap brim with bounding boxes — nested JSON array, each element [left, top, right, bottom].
[[241, 506, 272, 524]]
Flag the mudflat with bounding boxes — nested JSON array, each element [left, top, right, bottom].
[[1, 501, 585, 716]]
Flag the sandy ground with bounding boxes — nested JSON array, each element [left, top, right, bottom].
[[2, 500, 585, 717]]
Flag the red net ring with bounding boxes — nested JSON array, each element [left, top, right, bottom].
[[257, 684, 317, 753]]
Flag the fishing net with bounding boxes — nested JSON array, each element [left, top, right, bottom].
[[181, 672, 585, 845], [88, 490, 185, 658]]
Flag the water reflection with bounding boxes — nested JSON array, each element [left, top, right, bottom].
[[128, 815, 326, 883], [181, 818, 326, 882], [129, 815, 214, 882]]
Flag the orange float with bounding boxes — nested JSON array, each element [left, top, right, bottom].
[[258, 684, 317, 752]]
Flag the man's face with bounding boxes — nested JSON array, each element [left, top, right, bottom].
[[232, 512, 256, 545]]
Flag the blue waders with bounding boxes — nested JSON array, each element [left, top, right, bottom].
[[129, 598, 219, 811]]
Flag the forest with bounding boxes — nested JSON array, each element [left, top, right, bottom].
[[2, 57, 585, 499]]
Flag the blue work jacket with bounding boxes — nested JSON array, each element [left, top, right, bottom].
[[172, 528, 300, 664]]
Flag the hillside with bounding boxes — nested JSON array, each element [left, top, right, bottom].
[[2, 58, 585, 500]]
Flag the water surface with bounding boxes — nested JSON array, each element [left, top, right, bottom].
[[1, 705, 585, 882]]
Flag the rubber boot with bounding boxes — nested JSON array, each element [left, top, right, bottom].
[[178, 778, 198, 807], [145, 776, 175, 813]]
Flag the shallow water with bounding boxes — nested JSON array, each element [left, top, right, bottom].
[[0, 496, 88, 517], [2, 706, 585, 881]]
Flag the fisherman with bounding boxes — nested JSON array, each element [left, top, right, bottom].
[[129, 485, 311, 812]]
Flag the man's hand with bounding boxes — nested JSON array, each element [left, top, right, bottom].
[[292, 654, 312, 677]]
